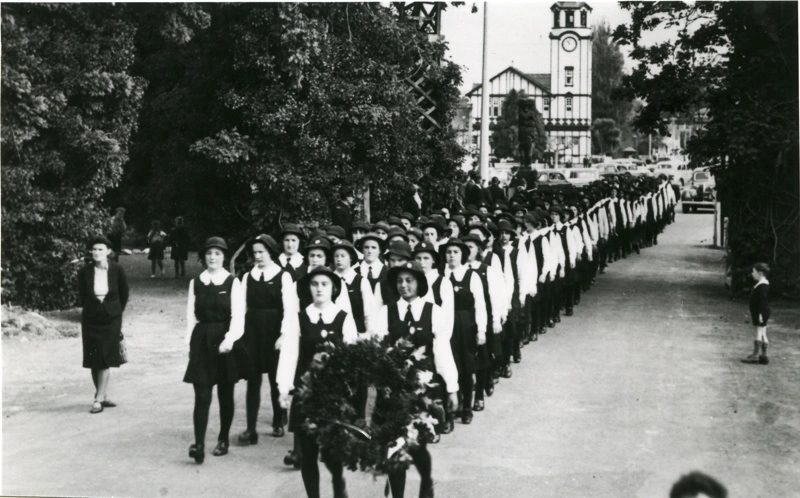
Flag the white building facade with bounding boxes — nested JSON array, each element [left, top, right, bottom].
[[466, 2, 593, 167]]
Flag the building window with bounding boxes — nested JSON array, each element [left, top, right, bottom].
[[581, 10, 587, 27], [566, 11, 574, 28], [553, 10, 560, 28], [493, 106, 499, 117], [565, 67, 574, 87], [472, 135, 478, 145], [543, 97, 550, 112], [566, 96, 573, 112]]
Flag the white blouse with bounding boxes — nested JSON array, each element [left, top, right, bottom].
[[93, 266, 109, 302], [185, 269, 245, 348], [334, 267, 374, 334]]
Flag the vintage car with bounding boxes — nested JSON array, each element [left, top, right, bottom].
[[536, 170, 570, 186], [680, 170, 716, 213], [564, 168, 601, 186], [653, 161, 693, 186]]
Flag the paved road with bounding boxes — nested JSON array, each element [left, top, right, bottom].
[[3, 212, 799, 497]]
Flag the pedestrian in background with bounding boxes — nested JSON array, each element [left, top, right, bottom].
[[488, 176, 506, 203], [742, 262, 771, 365], [77, 236, 129, 414], [147, 220, 167, 278], [330, 193, 354, 234], [107, 207, 126, 262], [170, 216, 190, 278]]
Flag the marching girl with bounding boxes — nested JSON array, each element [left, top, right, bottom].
[[356, 232, 388, 311], [373, 261, 459, 498], [462, 234, 506, 411], [184, 237, 245, 463], [279, 224, 308, 279], [276, 266, 358, 498], [237, 235, 298, 446], [439, 238, 487, 425], [497, 220, 531, 376]]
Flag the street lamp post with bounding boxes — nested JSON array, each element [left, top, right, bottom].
[[478, 3, 490, 182]]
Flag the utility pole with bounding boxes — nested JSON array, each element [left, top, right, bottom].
[[479, 3, 490, 182]]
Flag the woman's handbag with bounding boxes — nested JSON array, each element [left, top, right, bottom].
[[119, 334, 129, 364]]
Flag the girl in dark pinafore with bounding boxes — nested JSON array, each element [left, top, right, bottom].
[[184, 237, 245, 464], [237, 235, 298, 446], [276, 266, 357, 498]]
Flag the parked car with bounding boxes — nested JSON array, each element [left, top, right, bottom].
[[653, 161, 693, 186], [680, 170, 716, 213], [564, 168, 601, 185], [629, 165, 653, 177], [593, 163, 625, 174], [536, 170, 570, 186]]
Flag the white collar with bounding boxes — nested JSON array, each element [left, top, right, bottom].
[[395, 296, 425, 316], [754, 278, 769, 288], [336, 266, 358, 284], [468, 260, 482, 269], [361, 259, 384, 271], [199, 269, 230, 285], [250, 263, 281, 281], [424, 269, 440, 281], [444, 265, 468, 279], [304, 301, 343, 322], [279, 252, 304, 268]]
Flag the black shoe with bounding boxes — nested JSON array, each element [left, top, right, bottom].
[[522, 335, 531, 345], [189, 443, 205, 464], [501, 366, 512, 378], [461, 412, 473, 424], [485, 385, 494, 397], [513, 352, 521, 364], [473, 399, 485, 412], [272, 425, 285, 438], [539, 326, 546, 335], [284, 450, 301, 468], [238, 429, 258, 445], [554, 316, 561, 323], [575, 297, 581, 306], [212, 440, 229, 457], [440, 418, 455, 435], [547, 320, 555, 328], [532, 332, 538, 342], [491, 369, 501, 381], [565, 309, 574, 317]]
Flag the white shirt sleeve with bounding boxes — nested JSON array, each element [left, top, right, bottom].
[[185, 279, 197, 345], [276, 314, 300, 395], [372, 305, 389, 342], [428, 277, 455, 344], [431, 304, 459, 393], [360, 277, 375, 338], [525, 240, 539, 297], [540, 235, 552, 282], [280, 271, 299, 336], [503, 250, 515, 298], [553, 232, 566, 277], [222, 278, 245, 345], [342, 312, 358, 345], [470, 271, 487, 335], [487, 263, 507, 325]]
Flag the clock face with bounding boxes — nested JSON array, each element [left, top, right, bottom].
[[562, 36, 578, 52]]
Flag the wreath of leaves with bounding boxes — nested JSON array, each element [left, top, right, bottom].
[[296, 338, 444, 474]]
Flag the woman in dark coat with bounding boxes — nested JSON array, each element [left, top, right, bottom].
[[77, 236, 129, 414]]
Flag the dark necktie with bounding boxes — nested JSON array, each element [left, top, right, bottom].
[[318, 313, 324, 324], [404, 304, 413, 328], [368, 265, 375, 280]]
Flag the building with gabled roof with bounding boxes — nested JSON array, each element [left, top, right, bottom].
[[466, 1, 594, 166]]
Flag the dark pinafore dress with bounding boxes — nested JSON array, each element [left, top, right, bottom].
[[183, 275, 244, 385], [345, 274, 367, 333], [243, 269, 285, 375], [449, 269, 478, 376], [288, 310, 347, 433]]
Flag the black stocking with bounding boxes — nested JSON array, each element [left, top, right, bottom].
[[217, 383, 235, 443], [193, 384, 213, 446], [246, 374, 262, 432]]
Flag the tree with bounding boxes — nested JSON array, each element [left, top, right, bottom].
[[615, 2, 799, 292], [116, 3, 465, 242], [489, 89, 546, 164], [593, 22, 631, 127], [591, 118, 621, 155], [517, 97, 547, 166], [1, 4, 146, 309], [489, 89, 521, 160]]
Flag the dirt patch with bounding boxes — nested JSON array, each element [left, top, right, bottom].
[[1, 303, 80, 341]]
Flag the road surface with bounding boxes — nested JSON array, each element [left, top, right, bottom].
[[3, 212, 798, 497]]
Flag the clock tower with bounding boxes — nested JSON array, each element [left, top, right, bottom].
[[548, 2, 593, 166]]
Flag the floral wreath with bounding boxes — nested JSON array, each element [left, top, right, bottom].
[[296, 338, 443, 474]]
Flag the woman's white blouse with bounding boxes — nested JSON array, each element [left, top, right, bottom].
[[93, 267, 109, 302]]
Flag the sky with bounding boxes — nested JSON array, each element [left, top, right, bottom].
[[440, 1, 634, 95]]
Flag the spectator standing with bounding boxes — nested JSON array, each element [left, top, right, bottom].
[[488, 176, 506, 203], [147, 220, 167, 278], [107, 207, 126, 262], [170, 216, 190, 278], [330, 194, 354, 234]]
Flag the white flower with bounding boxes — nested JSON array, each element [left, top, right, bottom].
[[417, 369, 434, 386], [386, 436, 406, 459], [411, 346, 426, 362]]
